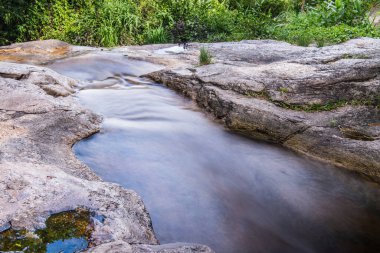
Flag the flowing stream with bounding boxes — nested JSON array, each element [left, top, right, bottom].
[[49, 53, 380, 253]]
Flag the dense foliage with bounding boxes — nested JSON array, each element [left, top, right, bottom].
[[0, 0, 379, 47]]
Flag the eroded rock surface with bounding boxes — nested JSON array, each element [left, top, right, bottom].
[[0, 61, 213, 252], [0, 39, 98, 65], [0, 40, 71, 64], [0, 62, 77, 96]]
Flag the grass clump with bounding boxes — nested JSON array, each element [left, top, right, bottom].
[[144, 26, 168, 44], [279, 87, 290, 93], [293, 33, 314, 46], [199, 47, 212, 65]]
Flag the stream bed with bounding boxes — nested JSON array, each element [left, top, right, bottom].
[[49, 53, 380, 253]]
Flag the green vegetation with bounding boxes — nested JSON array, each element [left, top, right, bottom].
[[0, 209, 93, 253], [199, 47, 213, 65], [270, 0, 380, 46], [0, 0, 379, 47], [279, 87, 290, 93], [330, 119, 338, 127]]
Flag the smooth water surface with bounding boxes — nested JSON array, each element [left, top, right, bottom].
[[49, 54, 380, 253], [46, 238, 88, 253]]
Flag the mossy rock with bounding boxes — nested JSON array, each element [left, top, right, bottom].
[[0, 208, 93, 253]]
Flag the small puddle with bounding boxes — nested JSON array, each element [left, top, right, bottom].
[[0, 209, 93, 253], [48, 53, 380, 253]]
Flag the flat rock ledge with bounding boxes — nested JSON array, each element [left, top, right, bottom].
[[117, 38, 380, 183], [0, 59, 213, 251]]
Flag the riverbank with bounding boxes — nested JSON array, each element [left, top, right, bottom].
[[0, 38, 379, 251]]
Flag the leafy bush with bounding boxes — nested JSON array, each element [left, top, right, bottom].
[[294, 32, 314, 46], [309, 0, 374, 26], [76, 0, 140, 47], [227, 0, 292, 16], [0, 0, 34, 44], [0, 0, 379, 47], [269, 1, 380, 46], [23, 0, 78, 42], [144, 26, 168, 44]]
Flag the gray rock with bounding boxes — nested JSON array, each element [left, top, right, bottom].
[[0, 222, 11, 233], [0, 62, 77, 96], [0, 75, 156, 245], [148, 38, 380, 107]]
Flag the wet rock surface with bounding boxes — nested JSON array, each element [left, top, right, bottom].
[[0, 39, 95, 65]]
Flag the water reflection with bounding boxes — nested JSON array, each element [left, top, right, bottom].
[[49, 54, 380, 253], [46, 238, 88, 253]]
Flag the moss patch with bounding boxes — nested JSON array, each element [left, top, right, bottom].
[[0, 208, 93, 253], [244, 90, 271, 99]]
